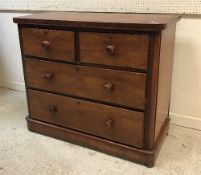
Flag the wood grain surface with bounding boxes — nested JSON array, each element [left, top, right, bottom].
[[80, 32, 149, 69], [28, 89, 144, 148], [22, 28, 74, 61], [24, 58, 147, 109], [14, 12, 181, 30]]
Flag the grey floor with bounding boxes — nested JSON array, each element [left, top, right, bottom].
[[0, 87, 201, 175]]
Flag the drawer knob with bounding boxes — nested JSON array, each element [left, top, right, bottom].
[[105, 119, 113, 129], [44, 73, 54, 81], [104, 82, 114, 91], [106, 45, 115, 55], [48, 105, 57, 113], [41, 40, 50, 49]]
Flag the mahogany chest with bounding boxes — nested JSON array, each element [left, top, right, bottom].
[[14, 12, 180, 167]]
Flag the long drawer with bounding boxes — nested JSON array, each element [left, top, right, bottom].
[[28, 89, 144, 148], [80, 32, 149, 69], [22, 28, 75, 62], [24, 58, 146, 109]]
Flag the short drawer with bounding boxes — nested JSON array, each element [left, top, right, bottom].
[[80, 32, 149, 70], [21, 28, 74, 61], [28, 89, 144, 148], [24, 58, 146, 109]]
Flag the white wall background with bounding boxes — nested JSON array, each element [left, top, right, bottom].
[[0, 0, 201, 14], [0, 12, 29, 91], [170, 17, 201, 130], [0, 12, 201, 130]]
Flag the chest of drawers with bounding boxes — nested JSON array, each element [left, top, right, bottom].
[[14, 12, 180, 167]]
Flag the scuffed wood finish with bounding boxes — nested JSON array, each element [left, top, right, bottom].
[[80, 32, 149, 69], [13, 12, 180, 31], [27, 116, 170, 168], [28, 89, 144, 148], [14, 12, 180, 167], [24, 58, 147, 109], [22, 28, 74, 61], [154, 23, 176, 142], [144, 33, 161, 149]]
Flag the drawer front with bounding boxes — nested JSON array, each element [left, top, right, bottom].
[[22, 28, 74, 61], [80, 32, 149, 69], [24, 58, 146, 109], [28, 90, 144, 148]]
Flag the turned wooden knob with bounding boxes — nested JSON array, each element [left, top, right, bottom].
[[44, 73, 54, 81], [41, 40, 50, 49], [106, 45, 115, 55], [105, 119, 113, 129], [48, 105, 57, 113], [104, 82, 114, 91]]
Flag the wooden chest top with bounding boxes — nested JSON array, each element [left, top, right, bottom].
[[13, 12, 180, 30]]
